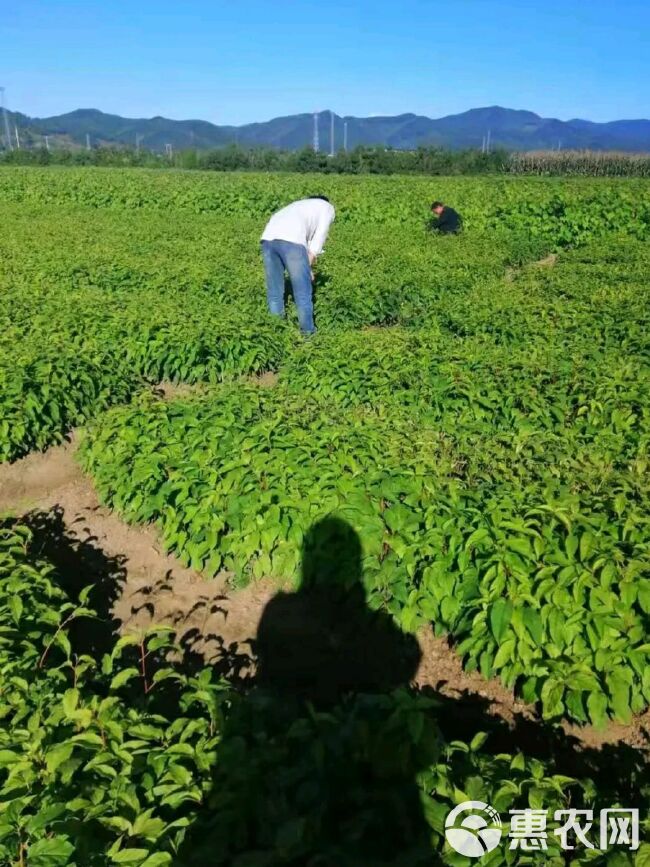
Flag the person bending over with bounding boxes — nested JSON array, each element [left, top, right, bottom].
[[429, 200, 462, 234], [261, 196, 335, 334]]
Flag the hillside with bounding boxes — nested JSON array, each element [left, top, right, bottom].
[[4, 105, 650, 152]]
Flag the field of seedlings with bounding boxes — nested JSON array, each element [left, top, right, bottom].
[[1, 167, 649, 865]]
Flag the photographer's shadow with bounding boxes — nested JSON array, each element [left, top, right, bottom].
[[179, 517, 436, 866], [256, 516, 420, 703]]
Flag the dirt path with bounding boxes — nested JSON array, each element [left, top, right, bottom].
[[505, 251, 558, 283], [1, 438, 649, 754]]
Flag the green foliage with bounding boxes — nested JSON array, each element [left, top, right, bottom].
[[1, 519, 645, 865], [80, 326, 650, 727], [4, 145, 650, 177], [0, 520, 227, 866], [1, 169, 649, 461], [491, 193, 650, 249], [74, 195, 649, 727], [1, 171, 650, 863], [3, 168, 650, 729]]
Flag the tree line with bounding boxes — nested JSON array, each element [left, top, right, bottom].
[[2, 143, 650, 176]]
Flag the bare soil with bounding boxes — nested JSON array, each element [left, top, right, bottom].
[[533, 252, 558, 268], [154, 372, 279, 401], [250, 370, 279, 388], [1, 438, 649, 755], [505, 252, 558, 282], [153, 381, 209, 400]]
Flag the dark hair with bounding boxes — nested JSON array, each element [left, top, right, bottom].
[[431, 201, 444, 209], [311, 195, 330, 203]]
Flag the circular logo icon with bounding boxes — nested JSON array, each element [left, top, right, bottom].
[[445, 800, 502, 858]]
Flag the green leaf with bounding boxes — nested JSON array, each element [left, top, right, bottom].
[[565, 690, 587, 722], [132, 813, 166, 839], [492, 638, 515, 670], [489, 598, 513, 642], [140, 855, 173, 867], [110, 849, 150, 864], [510, 752, 526, 772], [541, 678, 564, 718], [110, 667, 140, 690], [465, 528, 491, 550], [633, 843, 650, 867], [45, 742, 74, 774], [9, 595, 23, 623], [609, 682, 632, 725], [587, 691, 609, 728], [469, 731, 489, 752], [579, 530, 595, 562], [27, 836, 75, 866], [522, 607, 543, 644], [638, 582, 650, 615], [61, 688, 80, 717], [0, 749, 19, 767]]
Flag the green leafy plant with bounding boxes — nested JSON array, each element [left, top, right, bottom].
[[2, 519, 646, 865]]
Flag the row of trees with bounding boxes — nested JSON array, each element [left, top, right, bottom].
[[2, 143, 650, 176], [0, 144, 509, 174]]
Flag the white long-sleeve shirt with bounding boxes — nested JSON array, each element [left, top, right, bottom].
[[261, 198, 335, 258]]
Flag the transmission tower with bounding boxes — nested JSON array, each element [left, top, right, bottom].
[[0, 87, 13, 151], [313, 112, 319, 152], [344, 120, 348, 153], [330, 110, 335, 157]]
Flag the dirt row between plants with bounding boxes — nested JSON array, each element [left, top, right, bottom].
[[1, 436, 649, 755]]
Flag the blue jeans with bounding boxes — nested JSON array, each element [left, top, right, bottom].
[[261, 239, 315, 334]]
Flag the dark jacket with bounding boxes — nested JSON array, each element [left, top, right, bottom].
[[430, 206, 462, 234]]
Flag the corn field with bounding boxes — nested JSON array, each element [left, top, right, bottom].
[[508, 149, 650, 177]]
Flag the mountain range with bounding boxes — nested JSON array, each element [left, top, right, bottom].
[[6, 106, 650, 152]]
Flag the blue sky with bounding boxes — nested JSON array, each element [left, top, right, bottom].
[[5, 0, 649, 124]]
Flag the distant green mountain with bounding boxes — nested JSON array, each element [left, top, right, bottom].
[[4, 105, 650, 152]]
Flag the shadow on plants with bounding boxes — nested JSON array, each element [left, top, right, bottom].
[[14, 506, 126, 659], [177, 516, 437, 866], [417, 685, 649, 805], [255, 516, 421, 702], [178, 627, 253, 681], [7, 511, 647, 862], [176, 518, 649, 865]]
